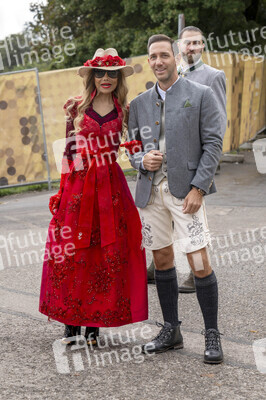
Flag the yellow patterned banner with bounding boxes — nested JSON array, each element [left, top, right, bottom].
[[0, 69, 47, 186], [40, 53, 265, 178], [38, 67, 83, 180]]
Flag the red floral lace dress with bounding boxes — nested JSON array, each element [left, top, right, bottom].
[[39, 92, 148, 327]]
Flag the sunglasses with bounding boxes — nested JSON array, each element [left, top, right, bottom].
[[94, 69, 119, 79]]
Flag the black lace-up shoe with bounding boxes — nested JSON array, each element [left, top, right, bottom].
[[61, 325, 81, 345], [142, 321, 183, 354], [202, 328, 224, 364], [85, 327, 100, 346]]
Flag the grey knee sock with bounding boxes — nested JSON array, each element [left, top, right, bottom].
[[155, 267, 179, 326], [194, 271, 218, 331]]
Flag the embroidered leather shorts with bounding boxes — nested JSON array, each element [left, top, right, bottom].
[[139, 178, 210, 253]]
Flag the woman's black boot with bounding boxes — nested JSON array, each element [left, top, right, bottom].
[[61, 325, 81, 345], [85, 327, 100, 346]]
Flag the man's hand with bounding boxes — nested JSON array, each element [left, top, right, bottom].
[[143, 150, 163, 171], [182, 187, 203, 214]]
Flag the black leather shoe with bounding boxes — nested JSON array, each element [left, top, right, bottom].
[[61, 325, 81, 345], [179, 271, 196, 293], [142, 321, 183, 354], [85, 327, 99, 346], [147, 260, 155, 284], [202, 329, 224, 364]]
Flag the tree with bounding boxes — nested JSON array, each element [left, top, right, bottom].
[[1, 0, 265, 72]]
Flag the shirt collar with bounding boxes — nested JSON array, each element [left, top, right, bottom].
[[156, 77, 179, 101]]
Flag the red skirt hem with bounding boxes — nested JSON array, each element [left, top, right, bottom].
[[40, 310, 149, 328]]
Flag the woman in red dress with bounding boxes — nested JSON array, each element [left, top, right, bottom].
[[39, 48, 148, 345]]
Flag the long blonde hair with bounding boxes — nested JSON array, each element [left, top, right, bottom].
[[65, 69, 129, 137]]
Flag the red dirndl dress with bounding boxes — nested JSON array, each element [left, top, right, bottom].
[[39, 93, 148, 327]]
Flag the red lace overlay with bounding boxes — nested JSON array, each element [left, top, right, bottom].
[[39, 93, 148, 327]]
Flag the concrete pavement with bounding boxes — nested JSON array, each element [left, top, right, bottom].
[[0, 150, 265, 399]]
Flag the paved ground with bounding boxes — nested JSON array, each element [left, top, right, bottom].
[[0, 150, 265, 400]]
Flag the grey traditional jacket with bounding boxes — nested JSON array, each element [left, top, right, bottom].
[[127, 77, 223, 208], [182, 62, 227, 137]]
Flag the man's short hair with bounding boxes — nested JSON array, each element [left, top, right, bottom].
[[147, 34, 174, 54], [179, 26, 204, 40]]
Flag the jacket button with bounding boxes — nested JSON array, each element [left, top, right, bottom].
[[153, 138, 157, 143], [149, 177, 152, 181], [155, 121, 159, 125], [156, 102, 160, 106]]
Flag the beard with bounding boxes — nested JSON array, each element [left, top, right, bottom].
[[182, 51, 202, 65]]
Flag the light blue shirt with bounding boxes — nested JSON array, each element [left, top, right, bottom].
[[156, 77, 179, 100]]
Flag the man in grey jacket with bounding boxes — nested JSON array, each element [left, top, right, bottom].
[[148, 26, 227, 292], [127, 34, 223, 363], [177, 26, 227, 135]]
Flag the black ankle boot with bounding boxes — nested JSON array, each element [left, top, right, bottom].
[[142, 321, 183, 354], [202, 328, 223, 364], [85, 327, 99, 346], [61, 325, 81, 345]]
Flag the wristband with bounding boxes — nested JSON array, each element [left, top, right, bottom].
[[192, 186, 205, 196]]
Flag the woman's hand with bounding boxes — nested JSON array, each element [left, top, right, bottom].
[[49, 192, 62, 215]]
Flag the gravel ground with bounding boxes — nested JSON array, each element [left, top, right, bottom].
[[0, 150, 265, 400]]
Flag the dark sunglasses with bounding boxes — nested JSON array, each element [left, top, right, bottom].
[[94, 69, 119, 79]]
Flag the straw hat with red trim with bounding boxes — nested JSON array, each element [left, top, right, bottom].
[[78, 48, 134, 78]]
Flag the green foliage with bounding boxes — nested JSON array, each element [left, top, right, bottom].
[[0, 183, 50, 197], [1, 0, 265, 72]]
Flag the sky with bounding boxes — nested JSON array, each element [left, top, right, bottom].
[[0, 0, 47, 40]]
